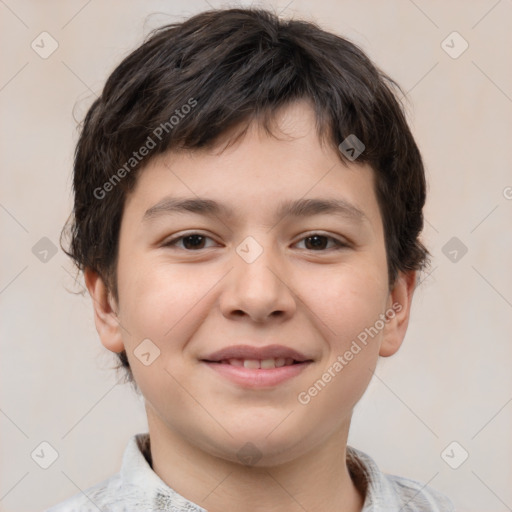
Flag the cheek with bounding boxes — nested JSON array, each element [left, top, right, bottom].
[[115, 262, 208, 411], [117, 259, 214, 340], [294, 267, 387, 423], [301, 261, 389, 345]]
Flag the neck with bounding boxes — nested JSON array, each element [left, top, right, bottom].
[[145, 406, 364, 512]]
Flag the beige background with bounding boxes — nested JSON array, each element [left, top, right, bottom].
[[1, 1, 511, 511]]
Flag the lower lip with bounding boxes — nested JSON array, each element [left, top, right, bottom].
[[202, 361, 312, 388]]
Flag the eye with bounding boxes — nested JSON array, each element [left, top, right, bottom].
[[162, 233, 218, 250], [294, 233, 349, 251], [162, 232, 349, 252]]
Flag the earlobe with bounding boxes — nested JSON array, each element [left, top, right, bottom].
[[84, 268, 125, 353], [379, 270, 417, 357]]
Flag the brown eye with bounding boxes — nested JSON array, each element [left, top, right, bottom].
[[295, 234, 347, 251], [163, 233, 217, 250]]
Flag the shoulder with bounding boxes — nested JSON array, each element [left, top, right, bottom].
[[43, 434, 155, 512], [43, 470, 162, 512], [43, 472, 124, 511], [43, 433, 206, 512], [346, 446, 455, 512], [385, 473, 455, 512]]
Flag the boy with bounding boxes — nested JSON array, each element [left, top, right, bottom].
[[50, 7, 454, 511]]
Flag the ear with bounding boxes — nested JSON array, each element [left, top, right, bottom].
[[84, 268, 125, 353], [379, 270, 417, 357]]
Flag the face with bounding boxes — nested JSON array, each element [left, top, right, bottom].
[[88, 100, 414, 466]]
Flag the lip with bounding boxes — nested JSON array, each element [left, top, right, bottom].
[[203, 360, 312, 388], [203, 344, 312, 362], [201, 344, 314, 388]]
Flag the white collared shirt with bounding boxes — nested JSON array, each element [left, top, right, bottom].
[[45, 433, 454, 512]]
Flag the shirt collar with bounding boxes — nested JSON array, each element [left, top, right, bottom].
[[346, 445, 402, 511], [121, 433, 207, 511]]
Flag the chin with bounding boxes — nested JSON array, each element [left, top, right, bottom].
[[210, 426, 312, 467]]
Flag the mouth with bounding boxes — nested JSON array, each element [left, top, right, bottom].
[[201, 345, 314, 388], [202, 344, 313, 364], [205, 357, 305, 369]]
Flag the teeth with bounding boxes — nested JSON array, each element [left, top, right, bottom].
[[222, 358, 298, 368]]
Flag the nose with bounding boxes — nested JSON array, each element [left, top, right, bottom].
[[219, 239, 297, 324]]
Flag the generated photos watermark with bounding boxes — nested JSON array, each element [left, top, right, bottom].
[[297, 301, 403, 405], [93, 97, 198, 200]]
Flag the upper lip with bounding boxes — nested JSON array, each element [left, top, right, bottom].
[[202, 344, 313, 362]]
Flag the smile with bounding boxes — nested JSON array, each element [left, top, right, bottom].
[[201, 344, 314, 388], [202, 359, 313, 388], [215, 357, 298, 369]]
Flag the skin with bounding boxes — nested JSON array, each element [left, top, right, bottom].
[[86, 99, 416, 512]]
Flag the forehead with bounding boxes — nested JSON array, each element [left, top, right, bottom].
[[123, 100, 381, 230]]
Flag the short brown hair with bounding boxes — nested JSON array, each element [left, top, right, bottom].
[[62, 8, 429, 386]]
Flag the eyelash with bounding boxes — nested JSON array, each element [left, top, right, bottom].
[[162, 232, 350, 251]]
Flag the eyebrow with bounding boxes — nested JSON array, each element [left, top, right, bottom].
[[142, 196, 368, 224]]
